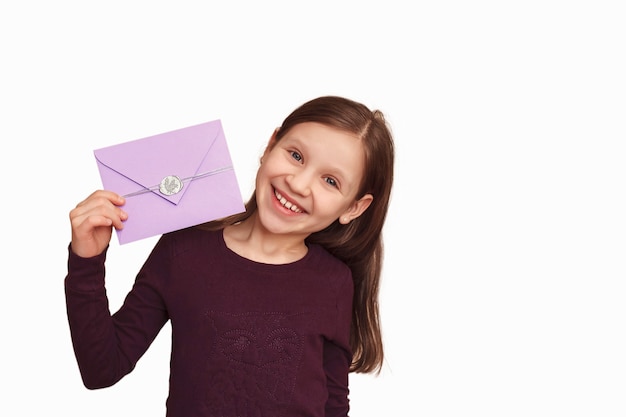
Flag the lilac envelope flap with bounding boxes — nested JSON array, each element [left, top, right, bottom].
[[94, 120, 226, 205]]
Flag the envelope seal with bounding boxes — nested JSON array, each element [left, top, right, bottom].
[[159, 175, 183, 196]]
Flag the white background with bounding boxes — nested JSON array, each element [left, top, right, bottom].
[[2, 1, 625, 416]]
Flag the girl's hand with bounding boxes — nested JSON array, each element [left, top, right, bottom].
[[69, 190, 128, 258]]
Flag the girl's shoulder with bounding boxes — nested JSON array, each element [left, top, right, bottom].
[[154, 226, 223, 257], [306, 243, 351, 275]]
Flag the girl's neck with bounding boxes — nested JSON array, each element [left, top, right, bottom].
[[223, 214, 309, 264]]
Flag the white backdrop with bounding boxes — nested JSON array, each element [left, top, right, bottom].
[[2, 1, 625, 416]]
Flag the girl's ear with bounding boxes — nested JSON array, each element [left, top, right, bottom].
[[339, 193, 373, 224]]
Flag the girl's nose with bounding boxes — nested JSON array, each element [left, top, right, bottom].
[[285, 170, 313, 196]]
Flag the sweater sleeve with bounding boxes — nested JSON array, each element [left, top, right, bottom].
[[323, 273, 354, 417], [64, 243, 169, 389]]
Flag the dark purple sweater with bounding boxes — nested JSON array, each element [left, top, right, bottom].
[[65, 227, 353, 417]]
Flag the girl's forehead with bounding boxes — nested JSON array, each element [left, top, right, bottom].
[[282, 122, 360, 143]]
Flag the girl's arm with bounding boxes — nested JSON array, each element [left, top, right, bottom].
[[65, 191, 168, 388], [323, 338, 351, 417], [324, 277, 354, 417], [64, 245, 169, 389]]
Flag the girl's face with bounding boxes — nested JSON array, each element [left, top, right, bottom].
[[255, 122, 373, 238]]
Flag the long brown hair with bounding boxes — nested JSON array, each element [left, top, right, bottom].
[[201, 96, 395, 373]]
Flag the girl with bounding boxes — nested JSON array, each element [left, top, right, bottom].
[[65, 96, 395, 417]]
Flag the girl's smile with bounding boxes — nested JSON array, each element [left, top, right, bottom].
[[273, 188, 305, 214]]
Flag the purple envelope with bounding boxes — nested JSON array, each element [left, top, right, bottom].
[[94, 120, 245, 244]]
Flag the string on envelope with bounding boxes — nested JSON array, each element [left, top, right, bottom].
[[122, 165, 234, 198]]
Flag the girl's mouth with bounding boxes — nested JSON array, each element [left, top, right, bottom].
[[274, 189, 303, 213]]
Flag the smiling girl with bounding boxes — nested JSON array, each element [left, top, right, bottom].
[[65, 96, 395, 417]]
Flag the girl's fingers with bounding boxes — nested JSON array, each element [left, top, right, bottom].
[[71, 191, 127, 223], [75, 190, 125, 210], [69, 190, 128, 257]]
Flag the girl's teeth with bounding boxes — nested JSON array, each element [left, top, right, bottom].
[[275, 191, 302, 213]]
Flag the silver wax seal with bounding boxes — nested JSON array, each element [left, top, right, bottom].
[[159, 175, 183, 195]]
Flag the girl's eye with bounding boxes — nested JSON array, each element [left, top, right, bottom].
[[325, 177, 338, 188], [290, 151, 303, 162]]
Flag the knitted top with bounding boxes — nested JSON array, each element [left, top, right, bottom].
[[65, 227, 353, 417]]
